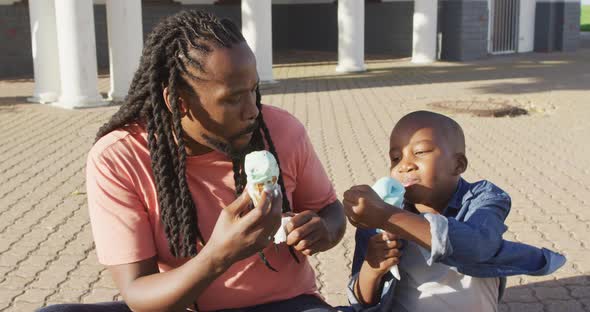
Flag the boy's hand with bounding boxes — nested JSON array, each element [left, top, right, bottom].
[[343, 185, 396, 229], [364, 231, 402, 276]]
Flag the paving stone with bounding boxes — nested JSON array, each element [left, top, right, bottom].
[[13, 287, 55, 304], [81, 287, 120, 304], [0, 288, 23, 304], [0, 253, 23, 267], [45, 287, 89, 304], [506, 302, 544, 312], [533, 286, 572, 301], [68, 264, 103, 279], [7, 301, 45, 312], [0, 275, 32, 291], [544, 300, 584, 312], [29, 272, 64, 290], [569, 286, 590, 299], [92, 277, 116, 289], [58, 275, 99, 290], [502, 287, 537, 303], [12, 262, 45, 279], [0, 301, 10, 311]]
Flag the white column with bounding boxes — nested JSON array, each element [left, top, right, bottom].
[[27, 0, 60, 104], [412, 0, 438, 64], [54, 0, 106, 108], [106, 0, 143, 101], [336, 0, 365, 73], [518, 0, 536, 53], [241, 0, 274, 82]]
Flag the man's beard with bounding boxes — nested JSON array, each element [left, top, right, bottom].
[[202, 121, 259, 160]]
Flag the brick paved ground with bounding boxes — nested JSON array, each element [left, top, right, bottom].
[[1, 46, 589, 311]]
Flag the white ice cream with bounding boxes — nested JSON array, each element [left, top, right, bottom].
[[244, 151, 288, 244], [244, 151, 280, 207]]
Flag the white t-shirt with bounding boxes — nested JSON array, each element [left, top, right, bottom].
[[391, 241, 499, 312]]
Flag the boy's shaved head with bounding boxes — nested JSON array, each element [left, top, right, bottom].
[[389, 110, 468, 213], [392, 111, 465, 155]]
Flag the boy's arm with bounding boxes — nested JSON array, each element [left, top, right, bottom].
[[354, 262, 387, 305], [346, 185, 509, 264], [347, 228, 392, 311], [385, 194, 566, 275], [345, 185, 566, 275], [344, 185, 434, 249], [381, 210, 432, 250], [347, 229, 395, 312], [381, 194, 510, 264]]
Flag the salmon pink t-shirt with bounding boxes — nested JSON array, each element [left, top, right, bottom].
[[86, 105, 337, 311]]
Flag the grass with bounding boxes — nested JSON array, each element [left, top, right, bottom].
[[582, 5, 590, 32]]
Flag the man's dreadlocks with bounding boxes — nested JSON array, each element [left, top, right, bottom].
[[95, 11, 294, 265]]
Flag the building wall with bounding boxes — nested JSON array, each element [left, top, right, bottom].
[[0, 4, 32, 78], [439, 0, 489, 61], [562, 1, 581, 51], [0, 0, 582, 78], [366, 2, 414, 56], [535, 1, 581, 52], [272, 2, 414, 55], [0, 1, 414, 78], [272, 3, 338, 52], [0, 3, 242, 78]]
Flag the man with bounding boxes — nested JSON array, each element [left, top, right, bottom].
[[39, 10, 345, 312]]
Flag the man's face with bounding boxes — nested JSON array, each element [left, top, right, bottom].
[[388, 123, 458, 206], [180, 42, 260, 157]]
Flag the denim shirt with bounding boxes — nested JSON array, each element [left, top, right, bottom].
[[347, 178, 566, 312]]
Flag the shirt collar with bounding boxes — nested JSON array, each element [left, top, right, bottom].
[[443, 177, 470, 216]]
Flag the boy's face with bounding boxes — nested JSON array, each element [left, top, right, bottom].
[[388, 124, 461, 207]]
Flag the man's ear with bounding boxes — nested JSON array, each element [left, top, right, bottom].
[[163, 87, 173, 113], [162, 87, 188, 116], [453, 153, 468, 175]]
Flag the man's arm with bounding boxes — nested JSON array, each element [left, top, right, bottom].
[[317, 200, 346, 250], [109, 246, 230, 312], [104, 192, 283, 312], [286, 200, 346, 255]]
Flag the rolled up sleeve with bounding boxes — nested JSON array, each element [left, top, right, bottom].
[[423, 213, 453, 265], [441, 193, 511, 265]]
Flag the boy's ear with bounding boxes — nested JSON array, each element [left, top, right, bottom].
[[453, 153, 468, 176], [162, 87, 189, 116]]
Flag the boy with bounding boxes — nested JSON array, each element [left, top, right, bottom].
[[343, 111, 565, 312]]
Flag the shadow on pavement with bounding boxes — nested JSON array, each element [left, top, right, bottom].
[[265, 47, 590, 97]]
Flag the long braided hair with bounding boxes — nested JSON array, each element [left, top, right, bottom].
[[95, 10, 293, 259]]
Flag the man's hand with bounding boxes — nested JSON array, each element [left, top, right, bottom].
[[364, 232, 402, 277], [343, 185, 397, 229], [285, 210, 331, 256], [207, 190, 282, 267]]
